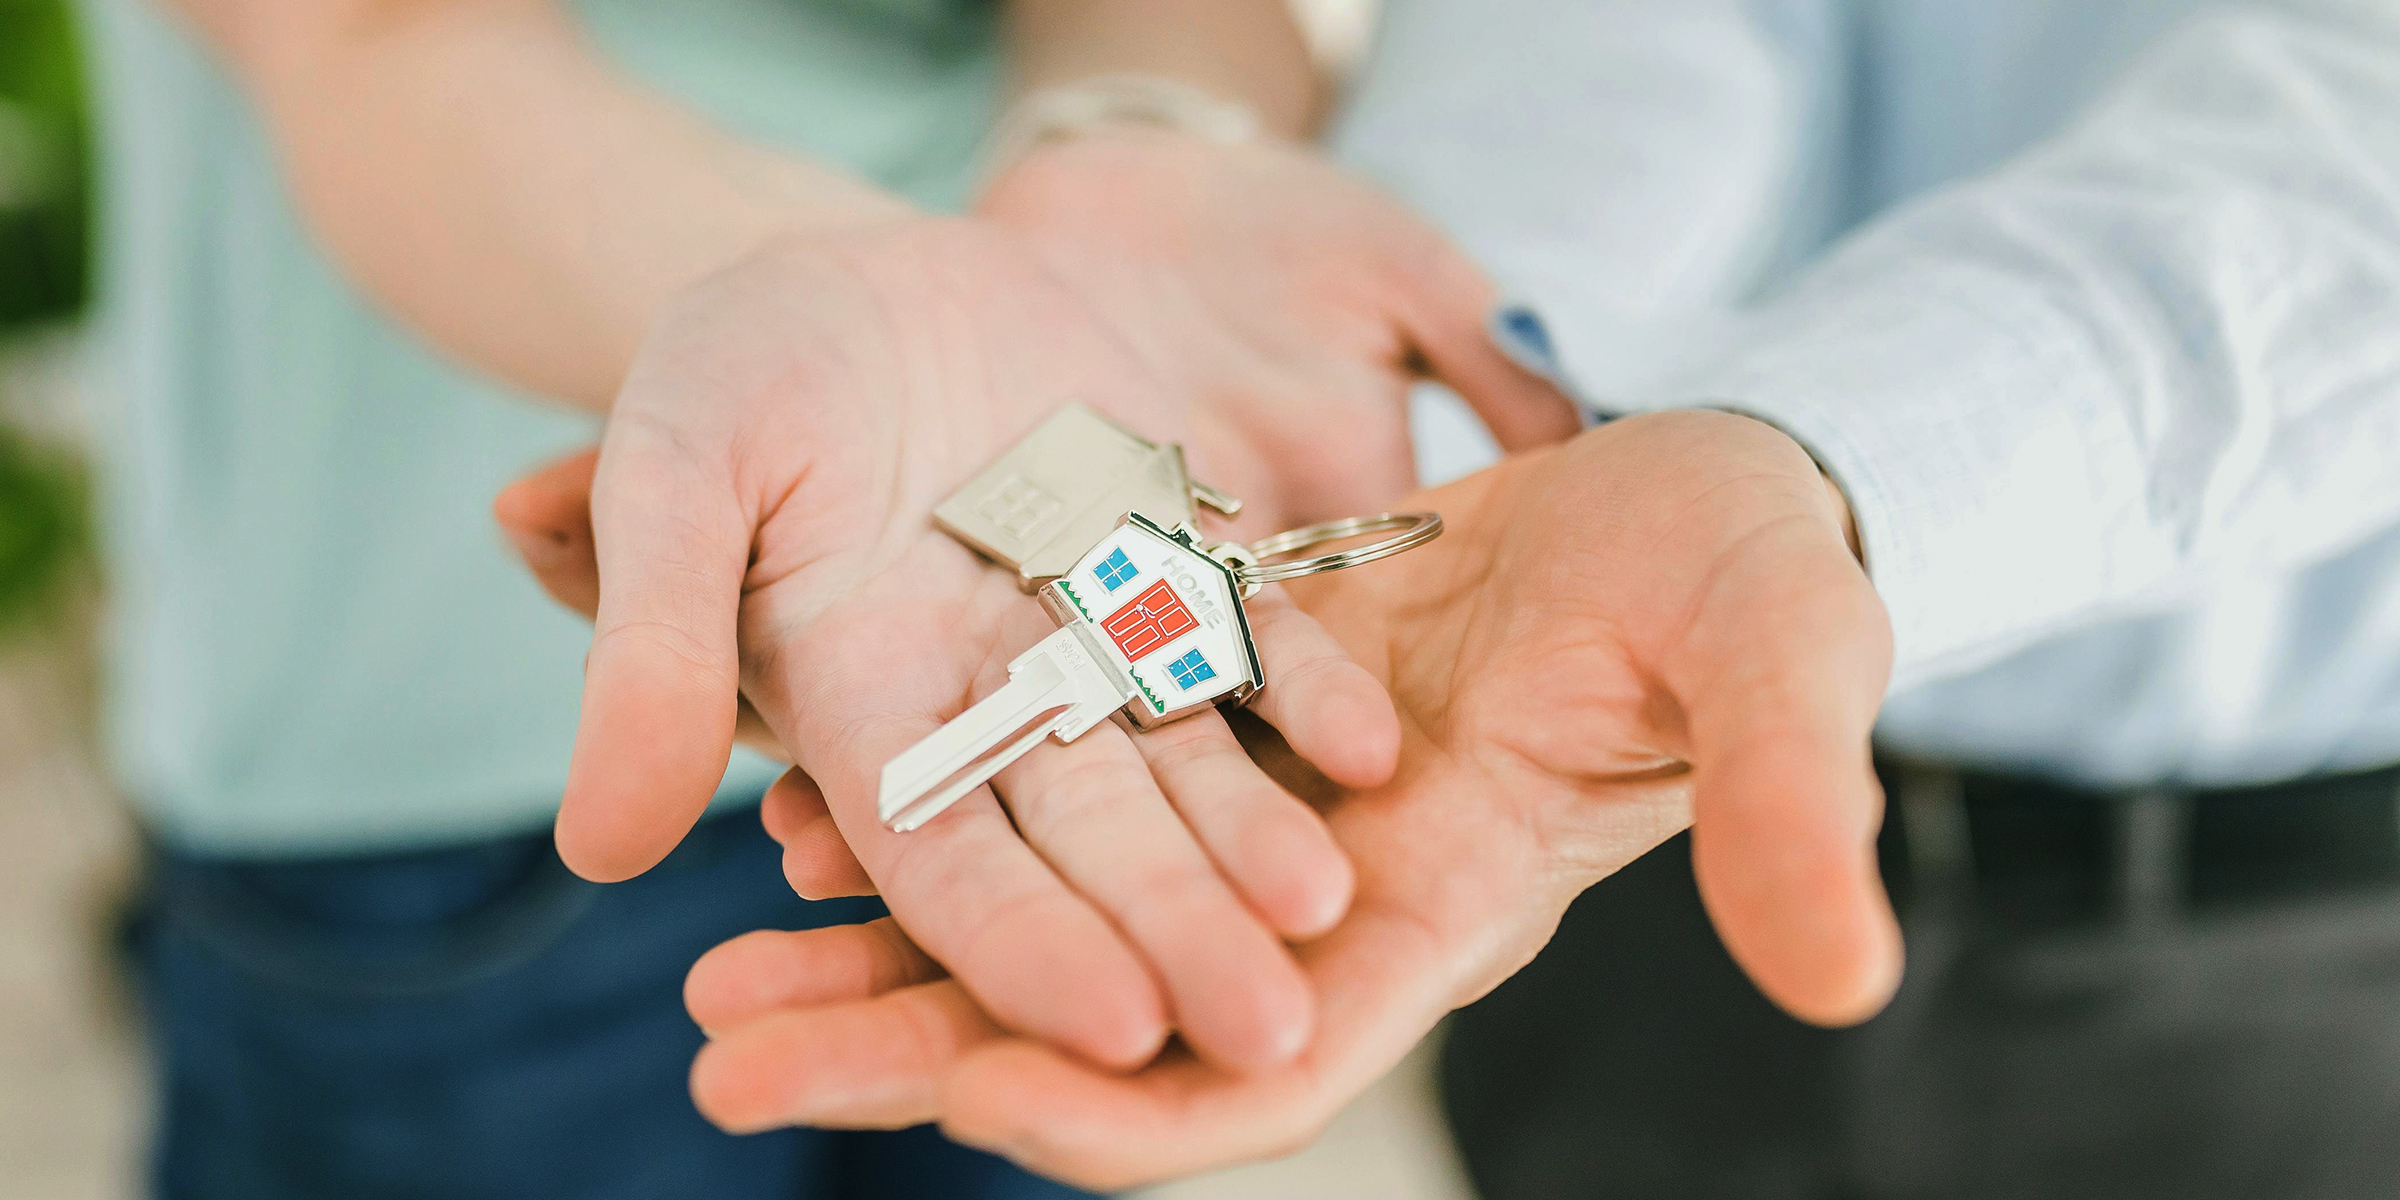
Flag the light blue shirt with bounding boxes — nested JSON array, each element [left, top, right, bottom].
[[79, 0, 1000, 852], [1349, 0, 2400, 786]]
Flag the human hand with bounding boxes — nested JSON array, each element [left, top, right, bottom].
[[667, 411, 1901, 1187], [973, 126, 1581, 516], [510, 180, 1572, 1074]]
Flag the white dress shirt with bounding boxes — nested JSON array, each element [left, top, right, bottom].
[[1343, 0, 2400, 787]]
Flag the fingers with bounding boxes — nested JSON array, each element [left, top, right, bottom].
[[497, 445, 797, 765], [733, 697, 792, 764], [686, 918, 940, 1034], [691, 981, 999, 1133], [1130, 715, 1353, 940], [1389, 233, 1581, 452], [868, 790, 1171, 1071], [946, 1042, 1243, 1191], [554, 419, 753, 882], [1242, 588, 1400, 790], [993, 730, 1316, 1072], [759, 767, 820, 841], [936, 900, 1465, 1192], [761, 769, 874, 899], [1674, 515, 1903, 1026], [780, 615, 1178, 1070], [493, 445, 602, 620]]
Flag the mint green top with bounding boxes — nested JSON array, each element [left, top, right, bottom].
[[77, 0, 1000, 854]]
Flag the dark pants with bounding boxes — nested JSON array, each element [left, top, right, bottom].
[[138, 805, 1096, 1200], [1443, 764, 2400, 1200]]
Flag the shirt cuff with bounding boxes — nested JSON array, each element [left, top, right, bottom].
[[1497, 271, 2146, 692]]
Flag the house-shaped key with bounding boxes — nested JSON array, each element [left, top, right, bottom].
[[933, 405, 1242, 589], [877, 511, 1267, 830], [1036, 512, 1264, 728]]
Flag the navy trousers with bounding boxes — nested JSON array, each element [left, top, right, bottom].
[[138, 805, 1097, 1200]]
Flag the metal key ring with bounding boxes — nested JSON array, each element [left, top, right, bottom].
[[1236, 512, 1443, 587]]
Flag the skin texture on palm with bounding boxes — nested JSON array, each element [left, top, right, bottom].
[[529, 133, 1575, 1077], [506, 410, 1902, 1190]]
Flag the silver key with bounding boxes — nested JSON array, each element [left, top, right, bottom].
[[933, 404, 1241, 590], [879, 512, 1265, 832], [878, 622, 1136, 832]]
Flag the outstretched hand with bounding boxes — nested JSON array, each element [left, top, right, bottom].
[[499, 128, 1575, 1076], [508, 410, 1902, 1189]]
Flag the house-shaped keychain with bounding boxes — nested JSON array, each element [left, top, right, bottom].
[[1038, 512, 1264, 729], [883, 403, 1441, 832], [933, 405, 1242, 590]]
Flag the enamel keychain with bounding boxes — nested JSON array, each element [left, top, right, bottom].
[[878, 404, 1442, 831]]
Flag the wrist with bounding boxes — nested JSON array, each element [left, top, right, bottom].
[[1821, 471, 1863, 565], [978, 73, 1267, 186], [1683, 406, 1866, 568]]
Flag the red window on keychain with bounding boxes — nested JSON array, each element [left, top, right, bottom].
[[1101, 579, 1199, 661]]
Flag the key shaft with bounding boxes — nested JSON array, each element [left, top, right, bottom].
[[877, 624, 1135, 832]]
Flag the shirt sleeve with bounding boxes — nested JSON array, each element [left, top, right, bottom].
[[1329, 0, 1837, 396], [1625, 3, 2400, 692]]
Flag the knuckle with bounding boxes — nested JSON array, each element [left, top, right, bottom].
[[941, 882, 1058, 978], [1120, 860, 1232, 934], [1261, 648, 1367, 718], [603, 405, 719, 473], [861, 918, 932, 990], [889, 988, 959, 1075], [590, 618, 737, 691], [1141, 723, 1235, 781], [1014, 751, 1148, 834]]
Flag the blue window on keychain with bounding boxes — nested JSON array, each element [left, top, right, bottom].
[[1094, 547, 1139, 591], [1167, 649, 1217, 690]]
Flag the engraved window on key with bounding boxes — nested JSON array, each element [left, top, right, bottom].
[[1093, 548, 1139, 592], [1102, 580, 1199, 660], [976, 475, 1064, 540], [1166, 649, 1217, 690]]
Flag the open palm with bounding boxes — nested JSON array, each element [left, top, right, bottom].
[[533, 151, 1573, 1076], [659, 411, 1905, 1188]]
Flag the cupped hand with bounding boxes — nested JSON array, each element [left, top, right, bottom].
[[668, 411, 1902, 1189], [507, 146, 1573, 1076]]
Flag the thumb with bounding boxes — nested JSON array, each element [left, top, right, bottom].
[[556, 422, 749, 882], [1670, 505, 1902, 1026], [1388, 232, 1582, 452], [494, 445, 603, 621]]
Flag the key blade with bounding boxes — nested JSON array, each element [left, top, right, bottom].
[[880, 705, 1073, 833], [879, 653, 1076, 833], [876, 627, 1134, 832]]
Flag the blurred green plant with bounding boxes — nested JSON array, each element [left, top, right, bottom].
[[0, 423, 87, 633], [1, 0, 93, 638], [0, 0, 91, 324]]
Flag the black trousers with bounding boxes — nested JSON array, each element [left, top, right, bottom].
[[1442, 764, 2400, 1200]]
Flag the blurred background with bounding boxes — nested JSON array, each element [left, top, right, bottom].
[[0, 0, 152, 1195], [0, 1, 1472, 1197], [1, 2, 151, 1197], [16, 2, 2397, 1197]]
